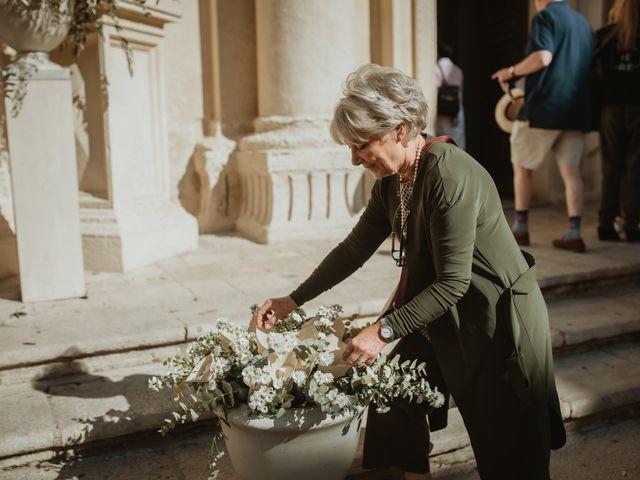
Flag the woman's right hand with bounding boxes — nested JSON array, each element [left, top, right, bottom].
[[255, 296, 298, 330]]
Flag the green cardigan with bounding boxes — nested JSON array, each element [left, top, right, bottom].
[[290, 140, 565, 449]]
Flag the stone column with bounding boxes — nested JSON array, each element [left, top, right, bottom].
[[177, 0, 236, 234], [370, 0, 438, 133], [370, 0, 414, 74], [3, 54, 85, 301], [414, 0, 439, 135], [234, 0, 370, 243], [61, 4, 198, 271]]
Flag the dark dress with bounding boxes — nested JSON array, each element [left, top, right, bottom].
[[290, 140, 566, 478]]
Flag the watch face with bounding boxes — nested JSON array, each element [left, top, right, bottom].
[[380, 324, 394, 340]]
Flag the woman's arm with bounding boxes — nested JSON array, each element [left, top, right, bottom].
[[289, 180, 392, 305], [256, 180, 392, 328], [385, 155, 480, 337]]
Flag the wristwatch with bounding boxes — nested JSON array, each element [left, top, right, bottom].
[[378, 317, 395, 343]]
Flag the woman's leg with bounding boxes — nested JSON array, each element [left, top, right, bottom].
[[362, 332, 446, 476], [599, 105, 625, 229]]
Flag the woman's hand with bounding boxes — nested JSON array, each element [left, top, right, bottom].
[[343, 322, 388, 366], [255, 296, 298, 330]]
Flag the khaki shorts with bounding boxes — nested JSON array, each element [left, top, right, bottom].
[[510, 120, 585, 170]]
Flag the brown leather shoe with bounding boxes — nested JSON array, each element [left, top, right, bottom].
[[512, 231, 530, 246], [552, 237, 586, 253]]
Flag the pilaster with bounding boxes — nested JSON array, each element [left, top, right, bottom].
[[65, 2, 198, 271]]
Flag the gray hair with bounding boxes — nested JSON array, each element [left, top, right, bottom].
[[330, 64, 429, 147]]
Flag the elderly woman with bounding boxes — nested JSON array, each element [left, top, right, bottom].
[[256, 64, 565, 480]]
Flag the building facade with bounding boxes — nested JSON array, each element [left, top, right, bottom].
[[0, 0, 608, 300]]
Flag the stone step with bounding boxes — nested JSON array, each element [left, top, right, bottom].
[[548, 286, 640, 354], [538, 262, 640, 300], [1, 339, 638, 467], [3, 285, 639, 386], [3, 412, 639, 480]]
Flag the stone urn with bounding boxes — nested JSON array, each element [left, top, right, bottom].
[[221, 405, 363, 480], [0, 0, 74, 53]]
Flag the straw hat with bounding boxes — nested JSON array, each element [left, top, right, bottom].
[[494, 86, 524, 133]]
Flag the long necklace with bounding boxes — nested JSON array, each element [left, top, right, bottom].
[[398, 136, 424, 240]]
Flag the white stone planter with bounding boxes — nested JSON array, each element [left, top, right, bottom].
[[221, 405, 363, 480], [0, 0, 73, 53]]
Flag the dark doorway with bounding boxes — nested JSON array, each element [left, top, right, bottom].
[[437, 0, 530, 197]]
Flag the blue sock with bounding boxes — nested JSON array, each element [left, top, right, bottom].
[[512, 210, 528, 233], [565, 216, 581, 239]]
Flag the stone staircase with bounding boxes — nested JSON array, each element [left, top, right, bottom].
[[1, 222, 640, 479]]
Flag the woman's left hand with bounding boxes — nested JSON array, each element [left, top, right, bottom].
[[343, 323, 388, 366]]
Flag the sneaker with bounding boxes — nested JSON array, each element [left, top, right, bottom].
[[552, 237, 586, 253], [512, 231, 530, 246], [598, 225, 621, 241]]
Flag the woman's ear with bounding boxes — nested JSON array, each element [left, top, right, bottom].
[[395, 124, 408, 145]]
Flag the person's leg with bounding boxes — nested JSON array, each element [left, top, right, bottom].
[[509, 121, 555, 245], [363, 333, 446, 476], [558, 163, 584, 218], [513, 165, 533, 212], [623, 106, 640, 241], [599, 105, 625, 239], [552, 131, 587, 252]]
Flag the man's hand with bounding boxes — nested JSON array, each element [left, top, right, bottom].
[[343, 322, 388, 366], [255, 296, 297, 330], [491, 66, 515, 83]]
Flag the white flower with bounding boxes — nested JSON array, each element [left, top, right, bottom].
[[316, 351, 334, 366], [360, 366, 379, 387], [248, 385, 277, 414], [209, 356, 230, 378], [290, 311, 305, 325], [292, 370, 307, 387], [266, 332, 298, 354], [314, 316, 334, 330], [326, 389, 351, 409], [313, 371, 334, 385], [272, 377, 284, 389], [242, 365, 274, 389]]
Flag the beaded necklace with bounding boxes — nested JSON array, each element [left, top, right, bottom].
[[398, 136, 425, 240]]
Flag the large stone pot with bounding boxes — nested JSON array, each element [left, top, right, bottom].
[[221, 405, 363, 480], [0, 0, 73, 53]]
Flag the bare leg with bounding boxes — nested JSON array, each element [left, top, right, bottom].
[[513, 164, 533, 211], [558, 163, 584, 217], [404, 472, 433, 480]]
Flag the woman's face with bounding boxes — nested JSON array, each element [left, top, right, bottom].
[[349, 132, 404, 179]]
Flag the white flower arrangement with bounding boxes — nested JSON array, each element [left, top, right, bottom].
[[149, 305, 444, 479]]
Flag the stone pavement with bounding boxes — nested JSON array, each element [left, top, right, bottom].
[[1, 201, 640, 479], [1, 201, 639, 380]]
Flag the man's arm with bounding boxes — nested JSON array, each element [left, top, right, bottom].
[[491, 50, 553, 83]]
